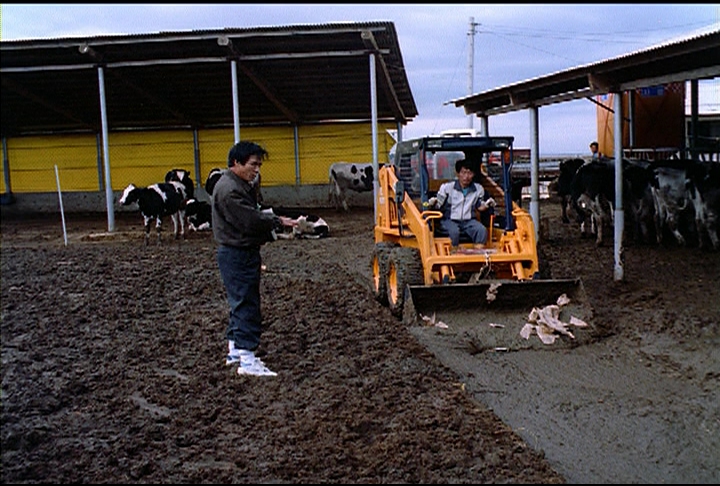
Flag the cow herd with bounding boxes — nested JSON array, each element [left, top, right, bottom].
[[118, 168, 329, 245], [118, 160, 376, 244], [117, 158, 719, 251], [117, 169, 195, 245], [556, 156, 720, 251]]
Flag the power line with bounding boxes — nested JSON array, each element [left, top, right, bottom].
[[488, 31, 584, 64], [479, 19, 718, 67], [481, 20, 714, 38]]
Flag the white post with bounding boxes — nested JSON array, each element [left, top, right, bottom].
[[55, 165, 68, 246], [613, 92, 625, 282], [479, 115, 488, 137], [231, 60, 240, 143], [529, 106, 540, 242], [370, 52, 379, 222], [98, 66, 114, 232]]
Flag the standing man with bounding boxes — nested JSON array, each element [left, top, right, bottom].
[[212, 141, 289, 377], [589, 141, 603, 160], [427, 158, 495, 248]]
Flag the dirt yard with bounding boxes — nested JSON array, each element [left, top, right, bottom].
[[2, 197, 719, 483]]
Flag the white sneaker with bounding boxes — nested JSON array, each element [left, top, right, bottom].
[[225, 341, 243, 365], [237, 357, 277, 377], [226, 351, 242, 365]]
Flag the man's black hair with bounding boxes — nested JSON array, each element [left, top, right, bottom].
[[228, 141, 268, 167], [455, 158, 475, 174]]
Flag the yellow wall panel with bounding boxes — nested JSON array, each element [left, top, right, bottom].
[[3, 122, 397, 194], [230, 127, 297, 186], [197, 128, 234, 182], [298, 122, 395, 184], [5, 135, 99, 192], [197, 127, 298, 187], [107, 131, 196, 189]]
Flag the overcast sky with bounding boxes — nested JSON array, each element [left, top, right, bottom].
[[2, 4, 718, 155]]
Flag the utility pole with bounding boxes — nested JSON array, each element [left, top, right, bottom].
[[467, 17, 479, 130]]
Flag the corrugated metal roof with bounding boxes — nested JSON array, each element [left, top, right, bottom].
[[450, 25, 720, 116], [1, 21, 419, 136]]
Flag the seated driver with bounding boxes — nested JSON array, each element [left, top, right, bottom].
[[427, 158, 495, 247]]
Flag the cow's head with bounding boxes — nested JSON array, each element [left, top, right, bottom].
[[118, 184, 138, 205], [165, 169, 194, 199], [557, 158, 584, 195], [294, 215, 329, 239], [168, 180, 188, 201], [166, 169, 190, 182], [183, 199, 212, 231], [294, 216, 310, 232], [354, 165, 373, 190], [205, 168, 223, 196], [184, 198, 201, 216]]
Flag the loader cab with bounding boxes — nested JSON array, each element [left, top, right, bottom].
[[391, 135, 516, 230]]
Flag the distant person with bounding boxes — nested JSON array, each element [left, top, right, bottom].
[[427, 158, 495, 247], [212, 141, 293, 377], [589, 141, 603, 160]]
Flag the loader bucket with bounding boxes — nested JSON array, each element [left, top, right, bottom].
[[404, 278, 596, 352]]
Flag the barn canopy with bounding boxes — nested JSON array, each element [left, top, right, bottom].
[[0, 21, 419, 137], [449, 27, 719, 116], [446, 24, 720, 283]]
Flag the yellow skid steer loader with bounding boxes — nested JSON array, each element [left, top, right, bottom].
[[372, 135, 593, 350]]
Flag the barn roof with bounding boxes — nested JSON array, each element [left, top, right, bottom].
[[450, 25, 720, 116], [0, 21, 419, 137]]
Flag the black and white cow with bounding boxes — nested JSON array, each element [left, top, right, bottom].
[[695, 185, 720, 250], [118, 181, 188, 245], [556, 158, 586, 224], [567, 158, 668, 246], [262, 206, 330, 239], [328, 162, 374, 211], [184, 198, 212, 232], [204, 168, 223, 197], [165, 169, 197, 231], [695, 161, 720, 250], [650, 164, 695, 248], [652, 160, 720, 250], [569, 159, 616, 246], [622, 159, 657, 244], [165, 168, 194, 200]]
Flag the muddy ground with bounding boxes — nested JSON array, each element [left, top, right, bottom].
[[1, 197, 718, 484]]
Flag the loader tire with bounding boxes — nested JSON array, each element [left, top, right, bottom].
[[371, 242, 396, 306], [386, 247, 424, 318]]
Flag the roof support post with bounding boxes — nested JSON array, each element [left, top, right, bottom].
[[293, 125, 300, 186], [690, 79, 699, 161], [628, 90, 636, 147], [529, 105, 540, 242], [231, 60, 240, 143], [369, 51, 379, 222], [97, 66, 115, 233], [479, 115, 488, 137], [193, 129, 201, 192], [613, 91, 625, 282], [2, 137, 11, 199], [95, 134, 103, 191]]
